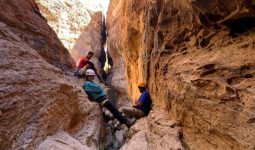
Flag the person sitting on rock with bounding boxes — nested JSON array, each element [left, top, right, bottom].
[[75, 51, 104, 82], [120, 83, 152, 118], [83, 69, 135, 128]]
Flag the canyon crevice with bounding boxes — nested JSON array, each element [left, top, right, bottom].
[[1, 0, 255, 150], [107, 0, 255, 149]]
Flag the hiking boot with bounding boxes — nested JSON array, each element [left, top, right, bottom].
[[125, 118, 136, 128]]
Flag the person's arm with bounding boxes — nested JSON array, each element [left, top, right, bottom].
[[133, 92, 148, 108], [95, 69, 104, 82], [133, 101, 143, 108], [93, 67, 104, 83], [81, 64, 89, 70], [94, 69, 100, 77]]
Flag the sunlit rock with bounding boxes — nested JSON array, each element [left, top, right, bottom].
[[0, 1, 103, 149], [35, 0, 110, 66], [107, 0, 255, 149]]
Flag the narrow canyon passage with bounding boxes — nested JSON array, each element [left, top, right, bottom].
[[0, 0, 255, 150]]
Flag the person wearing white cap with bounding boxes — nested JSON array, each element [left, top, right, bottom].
[[83, 69, 135, 128]]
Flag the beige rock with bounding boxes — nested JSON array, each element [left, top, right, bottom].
[[0, 24, 103, 150], [35, 0, 109, 70], [107, 0, 255, 149], [0, 1, 103, 149], [120, 131, 148, 150], [0, 0, 74, 69], [121, 110, 184, 150], [35, 0, 109, 49], [107, 0, 148, 106], [37, 131, 91, 150], [71, 12, 104, 70]]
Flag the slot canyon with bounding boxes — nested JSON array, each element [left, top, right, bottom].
[[0, 0, 255, 150]]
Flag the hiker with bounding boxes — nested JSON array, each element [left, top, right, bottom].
[[120, 83, 152, 118], [75, 51, 104, 82], [83, 69, 135, 127]]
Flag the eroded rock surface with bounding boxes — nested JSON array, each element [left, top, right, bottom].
[[102, 109, 183, 150], [121, 110, 184, 150], [0, 0, 74, 69], [107, 0, 255, 149], [35, 0, 108, 69], [71, 12, 106, 70], [37, 131, 91, 150], [0, 1, 103, 149]]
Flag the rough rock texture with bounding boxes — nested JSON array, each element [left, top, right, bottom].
[[71, 12, 106, 71], [37, 131, 91, 150], [0, 1, 103, 149], [35, 0, 108, 69], [107, 0, 255, 149], [121, 110, 184, 150], [107, 0, 148, 105], [102, 110, 183, 150], [0, 0, 74, 69]]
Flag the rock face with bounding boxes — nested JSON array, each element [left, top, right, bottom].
[[0, 0, 74, 69], [71, 12, 106, 71], [107, 0, 255, 149], [0, 1, 103, 149], [35, 0, 108, 70], [37, 131, 92, 150], [121, 110, 184, 150]]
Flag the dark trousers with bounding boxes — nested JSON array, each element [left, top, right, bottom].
[[103, 100, 128, 125]]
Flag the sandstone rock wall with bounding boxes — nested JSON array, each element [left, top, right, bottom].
[[0, 1, 103, 149], [35, 0, 108, 70], [107, 0, 255, 149], [72, 12, 106, 71], [107, 0, 143, 106], [121, 110, 184, 150], [35, 0, 94, 51], [0, 0, 74, 69]]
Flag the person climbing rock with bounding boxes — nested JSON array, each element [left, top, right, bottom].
[[120, 82, 152, 118], [83, 69, 135, 128], [75, 51, 104, 82]]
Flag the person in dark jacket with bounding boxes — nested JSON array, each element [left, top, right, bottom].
[[83, 69, 135, 127], [120, 83, 152, 118]]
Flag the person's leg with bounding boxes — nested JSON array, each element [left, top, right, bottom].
[[78, 66, 87, 76], [119, 106, 145, 118], [103, 101, 134, 126], [135, 109, 145, 118], [119, 106, 136, 117]]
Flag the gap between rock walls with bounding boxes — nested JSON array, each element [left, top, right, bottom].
[[2, 0, 255, 149]]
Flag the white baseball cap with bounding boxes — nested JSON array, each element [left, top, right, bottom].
[[85, 69, 95, 76]]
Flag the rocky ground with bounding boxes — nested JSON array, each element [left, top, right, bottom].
[[1, 0, 255, 150], [102, 109, 184, 150]]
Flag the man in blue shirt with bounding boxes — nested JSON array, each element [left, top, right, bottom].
[[120, 83, 152, 118], [83, 69, 135, 128]]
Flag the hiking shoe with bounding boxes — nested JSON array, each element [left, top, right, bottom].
[[125, 118, 136, 128]]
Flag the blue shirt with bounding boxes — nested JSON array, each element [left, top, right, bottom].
[[138, 90, 152, 115], [83, 81, 107, 100]]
